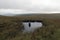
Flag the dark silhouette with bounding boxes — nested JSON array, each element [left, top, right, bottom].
[[29, 22, 31, 27]]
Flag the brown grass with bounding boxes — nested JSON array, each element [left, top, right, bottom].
[[0, 14, 60, 40]]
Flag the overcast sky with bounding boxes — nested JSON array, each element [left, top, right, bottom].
[[0, 0, 60, 15]]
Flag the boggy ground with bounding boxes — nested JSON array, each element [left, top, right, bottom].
[[0, 14, 60, 40]]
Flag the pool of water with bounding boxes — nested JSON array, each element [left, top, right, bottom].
[[22, 22, 43, 32]]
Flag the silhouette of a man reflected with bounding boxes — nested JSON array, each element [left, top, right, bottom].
[[29, 22, 31, 27]]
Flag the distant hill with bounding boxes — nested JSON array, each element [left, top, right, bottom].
[[15, 13, 60, 19]]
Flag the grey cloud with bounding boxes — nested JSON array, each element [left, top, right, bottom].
[[0, 0, 31, 9], [0, 0, 60, 12]]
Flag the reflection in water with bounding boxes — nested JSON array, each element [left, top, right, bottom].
[[23, 22, 43, 33]]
